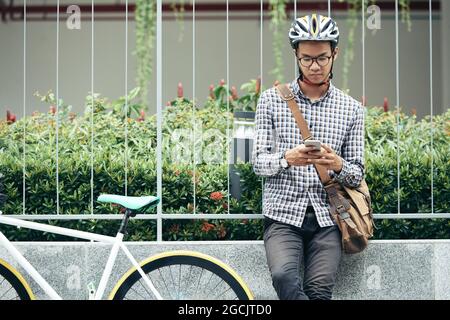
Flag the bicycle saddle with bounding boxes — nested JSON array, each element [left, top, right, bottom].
[[97, 194, 160, 211]]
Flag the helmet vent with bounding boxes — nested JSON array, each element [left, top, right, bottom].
[[311, 18, 318, 34], [298, 23, 308, 33]]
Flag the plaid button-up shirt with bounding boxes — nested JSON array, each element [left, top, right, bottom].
[[251, 77, 365, 228]]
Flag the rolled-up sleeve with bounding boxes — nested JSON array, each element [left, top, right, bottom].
[[334, 106, 365, 187], [251, 92, 284, 177]]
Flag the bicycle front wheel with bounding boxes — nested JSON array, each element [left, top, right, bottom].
[[0, 259, 34, 300], [109, 250, 254, 300]]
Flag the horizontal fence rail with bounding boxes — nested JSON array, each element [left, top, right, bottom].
[[2, 213, 450, 221]]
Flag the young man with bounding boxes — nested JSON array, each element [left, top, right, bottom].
[[252, 14, 365, 300]]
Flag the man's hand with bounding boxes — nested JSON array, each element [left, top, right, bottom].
[[305, 144, 343, 173], [284, 145, 323, 167]]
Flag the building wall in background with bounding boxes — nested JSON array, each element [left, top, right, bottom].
[[0, 3, 447, 121]]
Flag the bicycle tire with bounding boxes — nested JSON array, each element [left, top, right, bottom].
[[0, 259, 34, 300], [109, 250, 254, 300]]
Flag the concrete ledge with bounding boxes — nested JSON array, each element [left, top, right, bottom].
[[1, 240, 449, 300]]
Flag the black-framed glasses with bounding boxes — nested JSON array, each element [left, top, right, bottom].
[[298, 55, 333, 68]]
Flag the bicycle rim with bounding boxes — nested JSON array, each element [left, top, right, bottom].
[[0, 259, 34, 300], [110, 250, 253, 300]]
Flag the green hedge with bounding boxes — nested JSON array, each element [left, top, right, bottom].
[[0, 87, 449, 241]]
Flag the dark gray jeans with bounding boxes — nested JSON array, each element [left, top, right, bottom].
[[263, 209, 342, 300]]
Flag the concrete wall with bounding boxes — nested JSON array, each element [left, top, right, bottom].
[[0, 1, 447, 121], [1, 240, 449, 300]]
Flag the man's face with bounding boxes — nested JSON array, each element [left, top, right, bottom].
[[296, 41, 339, 84]]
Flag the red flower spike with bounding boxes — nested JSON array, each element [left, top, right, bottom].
[[177, 82, 183, 98], [361, 96, 367, 106], [169, 224, 180, 234], [137, 109, 145, 122], [231, 86, 238, 100], [209, 84, 215, 99], [383, 97, 389, 112], [6, 110, 16, 124], [210, 191, 223, 201], [201, 221, 215, 233], [256, 77, 261, 94], [217, 225, 227, 239], [219, 79, 225, 86]]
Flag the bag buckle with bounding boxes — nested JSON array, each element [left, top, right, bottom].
[[283, 92, 294, 100], [339, 211, 350, 220], [336, 204, 348, 214]]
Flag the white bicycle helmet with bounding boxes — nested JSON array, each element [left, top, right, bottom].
[[288, 14, 339, 50]]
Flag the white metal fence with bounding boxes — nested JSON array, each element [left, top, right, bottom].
[[1, 1, 448, 242]]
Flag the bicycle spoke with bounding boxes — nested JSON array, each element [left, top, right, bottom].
[[177, 264, 182, 299], [168, 265, 176, 297], [157, 267, 173, 300], [192, 267, 205, 300], [201, 271, 215, 298], [207, 277, 225, 298], [137, 274, 155, 299], [212, 285, 233, 300], [133, 280, 151, 300], [129, 284, 148, 300], [0, 276, 17, 299], [212, 277, 225, 292], [0, 284, 14, 299], [181, 264, 193, 298]]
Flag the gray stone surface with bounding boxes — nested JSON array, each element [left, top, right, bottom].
[[334, 250, 366, 300], [1, 240, 449, 300], [434, 243, 450, 300], [361, 242, 433, 300]]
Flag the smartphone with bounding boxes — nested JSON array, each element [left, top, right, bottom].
[[304, 140, 321, 151]]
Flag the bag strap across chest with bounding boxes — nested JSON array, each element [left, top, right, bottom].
[[275, 83, 331, 185]]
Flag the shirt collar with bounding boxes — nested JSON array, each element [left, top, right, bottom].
[[289, 76, 335, 102]]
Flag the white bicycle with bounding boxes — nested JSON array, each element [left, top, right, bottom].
[[0, 194, 254, 300]]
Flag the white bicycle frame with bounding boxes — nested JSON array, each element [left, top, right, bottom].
[[0, 213, 163, 300]]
